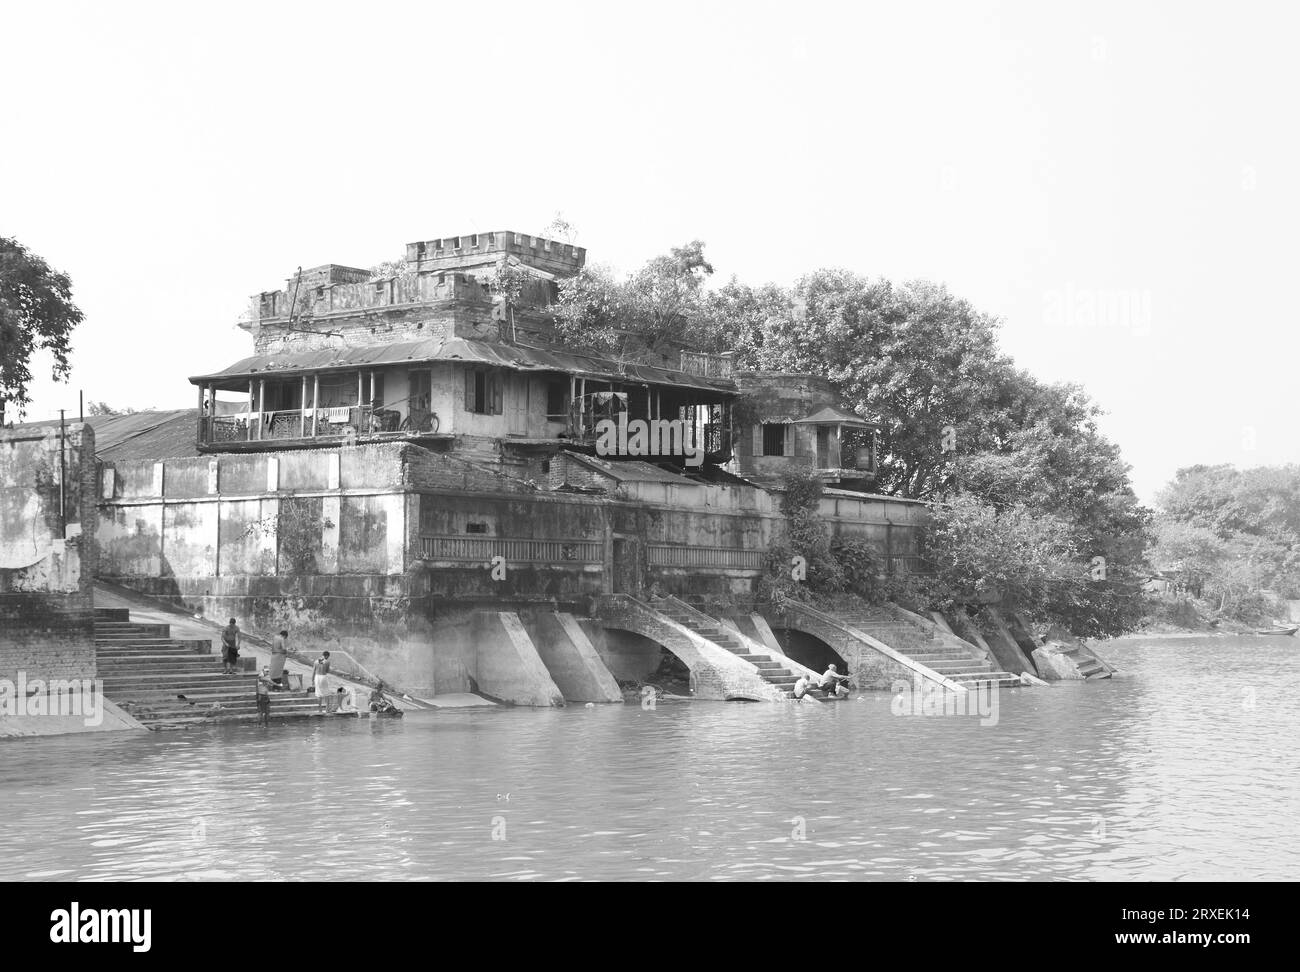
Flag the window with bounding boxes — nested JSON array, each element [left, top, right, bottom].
[[546, 380, 567, 420], [263, 381, 302, 412], [465, 367, 503, 415], [466, 522, 488, 534], [761, 423, 787, 457], [317, 375, 356, 408]]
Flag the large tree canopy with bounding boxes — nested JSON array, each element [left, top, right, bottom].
[[0, 237, 84, 423], [551, 241, 1151, 635]]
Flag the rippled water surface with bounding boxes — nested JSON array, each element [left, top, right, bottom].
[[2, 635, 1296, 881]]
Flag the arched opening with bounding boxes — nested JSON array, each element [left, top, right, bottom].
[[771, 627, 847, 675], [599, 627, 691, 698]]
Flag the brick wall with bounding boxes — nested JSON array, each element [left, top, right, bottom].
[[0, 422, 98, 682]]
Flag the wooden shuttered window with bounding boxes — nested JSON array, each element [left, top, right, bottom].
[[464, 367, 504, 415]]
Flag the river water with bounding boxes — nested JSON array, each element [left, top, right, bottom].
[[1, 635, 1296, 881]]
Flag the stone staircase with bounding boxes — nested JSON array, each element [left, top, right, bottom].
[[653, 598, 829, 701], [830, 608, 1025, 689], [95, 607, 324, 730]]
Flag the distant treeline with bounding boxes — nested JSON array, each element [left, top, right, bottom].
[[1150, 465, 1300, 621]]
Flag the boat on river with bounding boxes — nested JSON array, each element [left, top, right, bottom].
[[1253, 623, 1298, 636]]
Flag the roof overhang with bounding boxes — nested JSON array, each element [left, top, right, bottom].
[[189, 338, 737, 396], [791, 405, 878, 429]]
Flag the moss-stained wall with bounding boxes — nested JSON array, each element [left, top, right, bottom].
[[95, 440, 928, 699], [1, 423, 98, 683]]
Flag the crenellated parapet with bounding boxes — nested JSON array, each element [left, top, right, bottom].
[[404, 230, 585, 278], [243, 230, 583, 352]]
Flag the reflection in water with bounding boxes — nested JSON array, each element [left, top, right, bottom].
[[1, 636, 1295, 880]]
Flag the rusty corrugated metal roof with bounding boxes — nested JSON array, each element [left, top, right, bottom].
[[90, 409, 203, 462], [189, 338, 736, 394]]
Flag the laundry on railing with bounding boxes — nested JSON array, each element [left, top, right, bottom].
[[319, 406, 354, 423]]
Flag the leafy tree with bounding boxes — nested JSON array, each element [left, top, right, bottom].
[[369, 258, 411, 281], [703, 273, 1008, 499], [1, 237, 84, 424], [700, 271, 1149, 634], [921, 493, 1080, 609], [85, 400, 140, 416], [761, 471, 844, 601], [552, 240, 713, 361], [540, 213, 578, 244], [1148, 518, 1227, 597]]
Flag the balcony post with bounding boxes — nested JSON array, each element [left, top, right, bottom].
[[300, 375, 308, 437], [247, 379, 254, 440], [312, 375, 320, 437], [257, 380, 266, 440], [196, 383, 205, 444]]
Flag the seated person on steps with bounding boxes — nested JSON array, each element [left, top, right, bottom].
[[819, 664, 852, 698]]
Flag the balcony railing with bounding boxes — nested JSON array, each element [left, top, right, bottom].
[[202, 405, 425, 446], [419, 536, 604, 564], [679, 350, 733, 379], [646, 544, 765, 571]]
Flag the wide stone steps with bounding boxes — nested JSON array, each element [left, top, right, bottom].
[[93, 609, 325, 730], [99, 652, 220, 664], [948, 671, 1024, 688], [121, 694, 324, 726], [95, 635, 191, 645], [815, 609, 1026, 689], [96, 622, 172, 635], [100, 663, 231, 678], [100, 675, 254, 693]]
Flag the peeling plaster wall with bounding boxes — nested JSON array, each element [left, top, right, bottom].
[[0, 423, 98, 683], [94, 439, 928, 701]]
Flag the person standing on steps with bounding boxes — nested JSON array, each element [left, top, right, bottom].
[[312, 652, 331, 710], [221, 618, 241, 675], [269, 629, 290, 690]]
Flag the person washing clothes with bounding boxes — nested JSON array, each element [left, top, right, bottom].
[[269, 629, 290, 690], [312, 652, 331, 710]]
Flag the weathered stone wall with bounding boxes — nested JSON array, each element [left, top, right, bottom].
[[94, 438, 929, 700], [595, 595, 786, 702], [1, 422, 98, 683]]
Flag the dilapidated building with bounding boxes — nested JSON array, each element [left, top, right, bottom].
[[90, 231, 955, 706]]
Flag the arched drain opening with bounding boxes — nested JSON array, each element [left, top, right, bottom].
[[600, 628, 691, 701], [774, 628, 848, 676]]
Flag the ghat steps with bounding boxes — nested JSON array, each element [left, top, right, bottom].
[[822, 609, 1025, 688], [94, 608, 325, 730], [652, 599, 830, 701]]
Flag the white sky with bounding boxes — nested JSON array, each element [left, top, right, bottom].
[[4, 0, 1296, 504]]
